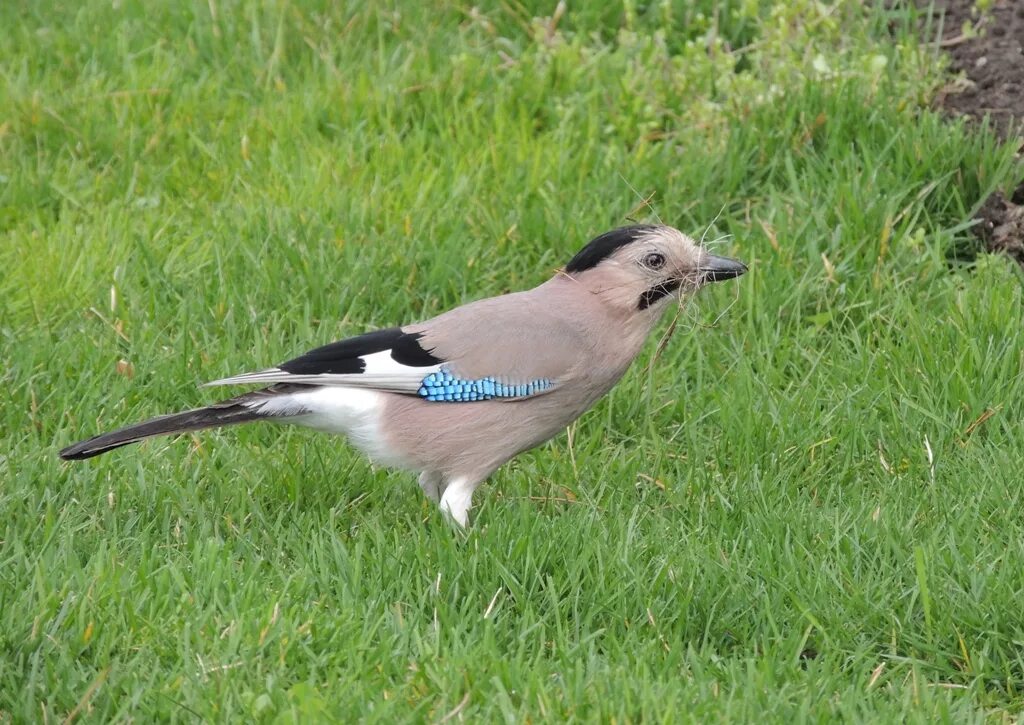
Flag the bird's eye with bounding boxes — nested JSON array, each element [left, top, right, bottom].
[[642, 252, 666, 270]]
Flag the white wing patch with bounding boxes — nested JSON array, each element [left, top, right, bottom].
[[360, 349, 436, 376]]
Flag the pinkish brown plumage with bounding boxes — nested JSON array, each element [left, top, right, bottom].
[[60, 224, 746, 526]]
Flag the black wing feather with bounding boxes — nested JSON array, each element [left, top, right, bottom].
[[278, 327, 442, 376]]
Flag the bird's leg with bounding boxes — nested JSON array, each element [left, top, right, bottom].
[[439, 477, 477, 528], [417, 471, 444, 503]]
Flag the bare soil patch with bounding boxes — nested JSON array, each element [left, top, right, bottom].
[[927, 0, 1024, 264]]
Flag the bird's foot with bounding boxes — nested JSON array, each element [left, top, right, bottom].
[[418, 471, 444, 503]]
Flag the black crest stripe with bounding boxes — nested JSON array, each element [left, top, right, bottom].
[[565, 224, 662, 274]]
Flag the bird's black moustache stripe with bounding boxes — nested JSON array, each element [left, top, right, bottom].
[[638, 279, 681, 310]]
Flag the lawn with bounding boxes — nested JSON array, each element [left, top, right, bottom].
[[2, 0, 1024, 721]]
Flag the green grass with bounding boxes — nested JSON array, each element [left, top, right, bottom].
[[2, 0, 1024, 720]]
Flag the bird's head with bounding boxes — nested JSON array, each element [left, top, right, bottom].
[[562, 224, 747, 315]]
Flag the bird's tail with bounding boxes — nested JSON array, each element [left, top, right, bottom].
[[59, 387, 308, 461]]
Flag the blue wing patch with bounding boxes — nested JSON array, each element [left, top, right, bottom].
[[418, 368, 552, 402]]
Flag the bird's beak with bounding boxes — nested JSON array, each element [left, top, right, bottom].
[[700, 254, 748, 283]]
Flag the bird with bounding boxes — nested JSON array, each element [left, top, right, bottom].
[[60, 224, 747, 526]]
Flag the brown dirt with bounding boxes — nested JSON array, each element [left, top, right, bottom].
[[926, 0, 1024, 264]]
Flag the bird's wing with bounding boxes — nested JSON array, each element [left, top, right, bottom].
[[206, 291, 588, 401], [205, 327, 445, 393]]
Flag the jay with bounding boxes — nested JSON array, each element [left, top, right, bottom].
[[61, 224, 747, 526]]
